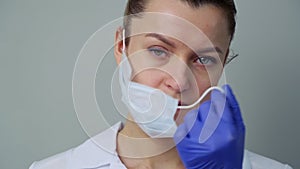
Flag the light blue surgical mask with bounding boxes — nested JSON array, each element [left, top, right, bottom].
[[119, 29, 223, 138]]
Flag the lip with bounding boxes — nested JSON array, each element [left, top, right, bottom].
[[178, 100, 189, 107], [178, 100, 182, 106]]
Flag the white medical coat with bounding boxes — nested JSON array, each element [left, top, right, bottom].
[[29, 122, 293, 169]]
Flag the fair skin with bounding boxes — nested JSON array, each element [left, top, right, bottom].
[[114, 0, 231, 168]]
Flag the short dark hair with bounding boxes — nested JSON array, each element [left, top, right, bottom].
[[123, 0, 237, 45]]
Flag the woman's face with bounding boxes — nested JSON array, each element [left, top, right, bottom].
[[115, 0, 231, 124]]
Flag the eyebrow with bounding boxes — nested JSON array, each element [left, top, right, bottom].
[[145, 33, 176, 48], [145, 33, 223, 55], [196, 47, 223, 55]]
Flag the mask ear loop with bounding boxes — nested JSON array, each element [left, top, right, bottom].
[[178, 86, 224, 109], [122, 29, 126, 52]]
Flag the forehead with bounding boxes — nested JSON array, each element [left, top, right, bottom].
[[128, 0, 230, 51]]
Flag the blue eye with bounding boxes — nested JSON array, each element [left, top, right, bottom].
[[195, 56, 217, 65], [148, 47, 168, 58]]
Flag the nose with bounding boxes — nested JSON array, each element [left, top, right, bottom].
[[164, 58, 191, 93]]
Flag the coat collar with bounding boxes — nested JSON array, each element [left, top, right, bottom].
[[243, 149, 252, 169], [70, 122, 124, 169], [69, 122, 252, 169]]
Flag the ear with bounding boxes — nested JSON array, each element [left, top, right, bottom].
[[114, 27, 124, 65]]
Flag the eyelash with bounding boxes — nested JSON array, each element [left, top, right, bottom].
[[194, 56, 217, 66], [148, 46, 217, 66], [148, 46, 169, 58]]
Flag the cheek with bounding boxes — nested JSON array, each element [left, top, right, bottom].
[[192, 67, 222, 91], [183, 67, 223, 105]]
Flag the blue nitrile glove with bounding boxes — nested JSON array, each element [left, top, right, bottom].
[[174, 85, 245, 169]]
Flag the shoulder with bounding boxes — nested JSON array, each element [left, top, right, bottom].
[[29, 122, 123, 169], [245, 150, 293, 169], [29, 149, 72, 169]]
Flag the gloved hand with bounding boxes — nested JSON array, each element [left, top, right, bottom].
[[174, 85, 245, 169]]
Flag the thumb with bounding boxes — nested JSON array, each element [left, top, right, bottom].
[[223, 84, 244, 124]]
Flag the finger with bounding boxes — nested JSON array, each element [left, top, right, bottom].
[[210, 89, 227, 120], [197, 100, 211, 122], [223, 84, 244, 124], [198, 96, 223, 143], [183, 108, 201, 139], [183, 108, 199, 131], [174, 108, 198, 142], [173, 124, 188, 144]]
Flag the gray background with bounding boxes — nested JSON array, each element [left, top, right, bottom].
[[0, 0, 299, 169]]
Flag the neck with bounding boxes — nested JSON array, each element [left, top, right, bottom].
[[117, 116, 184, 169]]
